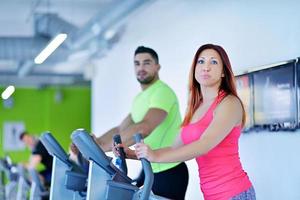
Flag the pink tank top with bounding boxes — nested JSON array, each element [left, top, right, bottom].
[[181, 91, 252, 200]]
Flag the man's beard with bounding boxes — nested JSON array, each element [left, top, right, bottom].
[[137, 75, 155, 85]]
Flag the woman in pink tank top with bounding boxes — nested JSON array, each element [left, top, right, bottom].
[[135, 44, 255, 200]]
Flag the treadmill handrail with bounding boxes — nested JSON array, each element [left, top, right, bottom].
[[71, 129, 115, 175], [113, 134, 128, 175], [40, 132, 72, 167], [134, 133, 154, 200], [29, 169, 47, 192]]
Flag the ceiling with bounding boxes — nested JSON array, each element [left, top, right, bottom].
[[0, 0, 151, 87]]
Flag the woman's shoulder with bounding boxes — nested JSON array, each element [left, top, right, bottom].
[[218, 94, 243, 111], [215, 94, 243, 124]]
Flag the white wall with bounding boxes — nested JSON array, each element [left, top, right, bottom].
[[240, 131, 300, 200], [92, 0, 300, 199]]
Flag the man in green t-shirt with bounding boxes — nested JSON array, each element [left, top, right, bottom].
[[94, 46, 188, 200]]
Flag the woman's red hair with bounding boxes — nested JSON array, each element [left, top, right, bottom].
[[182, 44, 246, 127]]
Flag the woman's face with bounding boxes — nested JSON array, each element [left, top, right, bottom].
[[194, 48, 224, 87]]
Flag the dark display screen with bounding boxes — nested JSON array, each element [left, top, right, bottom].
[[253, 63, 296, 125]]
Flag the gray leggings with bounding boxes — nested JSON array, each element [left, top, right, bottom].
[[230, 186, 256, 200]]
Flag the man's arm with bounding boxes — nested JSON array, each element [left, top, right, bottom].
[[28, 154, 42, 169], [119, 108, 167, 147], [97, 108, 167, 152], [95, 114, 134, 151]]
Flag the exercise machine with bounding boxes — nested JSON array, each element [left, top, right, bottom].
[[28, 168, 49, 200], [40, 132, 87, 200], [71, 129, 168, 200]]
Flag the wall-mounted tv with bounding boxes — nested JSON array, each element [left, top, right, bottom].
[[253, 63, 296, 126]]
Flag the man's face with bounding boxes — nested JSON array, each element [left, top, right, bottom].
[[134, 53, 160, 85], [22, 135, 33, 148]]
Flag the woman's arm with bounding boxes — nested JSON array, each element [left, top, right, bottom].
[[135, 95, 242, 163], [113, 130, 183, 160]]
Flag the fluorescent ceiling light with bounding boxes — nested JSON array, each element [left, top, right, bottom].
[[92, 24, 102, 35], [104, 29, 116, 40], [34, 33, 68, 64], [1, 85, 15, 100]]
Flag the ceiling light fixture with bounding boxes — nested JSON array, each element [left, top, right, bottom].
[[104, 29, 116, 40], [1, 85, 15, 100], [34, 33, 68, 64]]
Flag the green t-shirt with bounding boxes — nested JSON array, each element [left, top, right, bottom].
[[131, 80, 182, 173]]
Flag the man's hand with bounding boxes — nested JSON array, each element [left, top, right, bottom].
[[112, 142, 136, 159], [28, 155, 42, 169]]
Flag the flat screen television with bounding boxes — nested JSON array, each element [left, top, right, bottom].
[[253, 63, 296, 126]]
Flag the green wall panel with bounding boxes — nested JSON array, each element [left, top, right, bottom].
[[0, 87, 91, 165]]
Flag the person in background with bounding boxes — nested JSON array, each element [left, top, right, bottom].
[[20, 131, 53, 186], [69, 143, 89, 174], [133, 44, 256, 200]]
